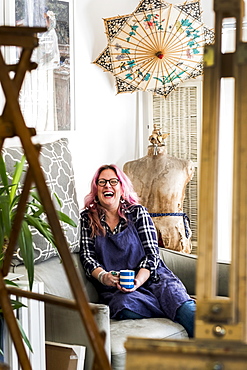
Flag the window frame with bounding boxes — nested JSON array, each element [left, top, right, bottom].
[[0, 0, 75, 133]]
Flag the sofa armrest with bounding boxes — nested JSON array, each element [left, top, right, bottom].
[[159, 247, 230, 297], [45, 301, 111, 370], [159, 248, 197, 296], [12, 254, 110, 369]]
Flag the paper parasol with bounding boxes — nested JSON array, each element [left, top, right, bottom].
[[94, 0, 214, 97]]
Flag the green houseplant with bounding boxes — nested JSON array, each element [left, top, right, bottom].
[[0, 154, 77, 354], [0, 154, 77, 289]]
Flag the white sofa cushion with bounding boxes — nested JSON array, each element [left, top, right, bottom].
[[110, 317, 188, 370]]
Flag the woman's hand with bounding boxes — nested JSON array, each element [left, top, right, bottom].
[[92, 267, 150, 290], [92, 268, 120, 286], [102, 271, 120, 286], [116, 268, 150, 292], [116, 278, 141, 292]]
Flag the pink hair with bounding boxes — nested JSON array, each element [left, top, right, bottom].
[[84, 164, 139, 236]]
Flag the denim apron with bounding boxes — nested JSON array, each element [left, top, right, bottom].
[[94, 220, 191, 320]]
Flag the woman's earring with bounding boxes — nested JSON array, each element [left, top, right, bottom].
[[120, 196, 125, 204], [89, 197, 98, 208]]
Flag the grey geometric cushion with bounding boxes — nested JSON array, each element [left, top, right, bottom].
[[2, 138, 80, 265]]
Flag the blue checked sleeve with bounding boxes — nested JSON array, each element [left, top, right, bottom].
[[131, 205, 160, 279]]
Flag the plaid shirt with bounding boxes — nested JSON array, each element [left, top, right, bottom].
[[80, 204, 160, 279]]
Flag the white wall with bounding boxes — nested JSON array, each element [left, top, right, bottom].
[[1, 0, 215, 211], [71, 0, 144, 207], [71, 0, 215, 208]]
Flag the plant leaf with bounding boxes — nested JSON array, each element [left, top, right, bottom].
[[0, 195, 11, 236], [10, 156, 26, 204], [0, 229, 4, 263], [0, 300, 27, 313], [57, 210, 77, 227], [9, 300, 27, 310], [29, 191, 41, 203], [4, 279, 19, 287], [0, 155, 9, 193], [25, 214, 55, 245], [54, 192, 62, 208], [18, 221, 34, 290], [27, 200, 44, 218], [0, 186, 8, 195], [17, 318, 33, 353], [10, 193, 21, 211]]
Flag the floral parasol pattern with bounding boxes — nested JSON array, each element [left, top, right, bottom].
[[94, 0, 214, 97]]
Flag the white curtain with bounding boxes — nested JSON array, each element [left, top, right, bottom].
[[2, 0, 60, 131], [18, 0, 59, 131], [20, 69, 58, 131]]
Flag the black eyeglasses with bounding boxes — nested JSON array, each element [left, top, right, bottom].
[[97, 178, 120, 187]]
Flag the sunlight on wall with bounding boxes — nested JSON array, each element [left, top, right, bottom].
[[216, 21, 247, 262]]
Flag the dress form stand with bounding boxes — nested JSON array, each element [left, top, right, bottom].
[[0, 26, 110, 370], [125, 0, 247, 368], [124, 124, 194, 253]]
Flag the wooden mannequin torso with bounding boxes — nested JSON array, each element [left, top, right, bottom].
[[123, 146, 195, 253]]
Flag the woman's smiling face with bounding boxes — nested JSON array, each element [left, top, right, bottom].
[[97, 169, 122, 211]]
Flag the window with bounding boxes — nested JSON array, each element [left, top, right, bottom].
[[1, 0, 74, 132], [151, 80, 202, 253]]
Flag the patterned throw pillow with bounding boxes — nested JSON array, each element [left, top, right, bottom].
[[1, 138, 80, 265]]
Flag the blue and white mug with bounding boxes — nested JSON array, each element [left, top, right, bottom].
[[120, 270, 135, 289]]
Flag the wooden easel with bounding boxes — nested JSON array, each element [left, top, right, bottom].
[[125, 0, 247, 368], [0, 26, 111, 370]]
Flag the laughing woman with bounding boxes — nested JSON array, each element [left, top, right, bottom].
[[79, 164, 196, 337]]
